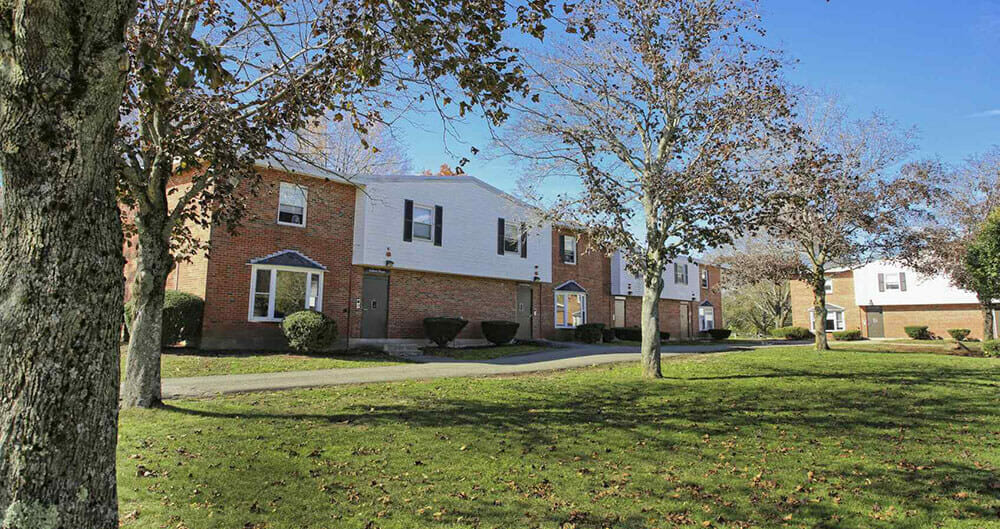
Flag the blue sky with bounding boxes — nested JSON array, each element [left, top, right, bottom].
[[399, 0, 1000, 196]]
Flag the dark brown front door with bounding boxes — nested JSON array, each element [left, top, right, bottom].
[[361, 272, 389, 338], [866, 308, 884, 338], [516, 284, 533, 340]]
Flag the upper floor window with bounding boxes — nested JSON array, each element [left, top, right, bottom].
[[277, 182, 307, 227], [674, 263, 688, 284], [562, 235, 577, 264], [504, 221, 520, 253], [824, 279, 833, 293], [412, 204, 434, 241], [879, 272, 907, 292], [701, 269, 709, 288]]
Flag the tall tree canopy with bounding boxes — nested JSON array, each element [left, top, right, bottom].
[[500, 0, 791, 377], [119, 0, 564, 407]]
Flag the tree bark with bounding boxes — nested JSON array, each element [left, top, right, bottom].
[[121, 207, 172, 408], [0, 0, 133, 526], [640, 269, 664, 378], [811, 273, 830, 351], [982, 301, 996, 341]]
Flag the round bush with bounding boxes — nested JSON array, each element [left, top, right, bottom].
[[423, 317, 468, 347], [904, 325, 931, 340], [832, 329, 863, 341], [947, 328, 971, 341], [124, 290, 204, 347], [613, 327, 642, 341], [659, 331, 671, 341], [574, 323, 605, 344], [770, 326, 813, 340], [281, 310, 338, 353], [983, 340, 999, 358], [481, 320, 519, 345], [601, 327, 616, 343], [701, 329, 732, 340]]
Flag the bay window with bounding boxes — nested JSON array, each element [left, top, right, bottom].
[[808, 306, 845, 332], [555, 291, 587, 328], [249, 265, 323, 321]]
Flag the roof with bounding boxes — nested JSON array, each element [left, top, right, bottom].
[[808, 303, 845, 311], [699, 300, 714, 307], [248, 249, 327, 270], [554, 280, 587, 292]]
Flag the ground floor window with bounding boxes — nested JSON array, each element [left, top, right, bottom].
[[555, 291, 586, 328], [809, 306, 844, 331], [249, 266, 323, 321], [699, 306, 715, 331]]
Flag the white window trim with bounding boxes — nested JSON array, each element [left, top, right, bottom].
[[674, 263, 688, 285], [824, 279, 833, 293], [884, 272, 901, 290], [563, 235, 577, 265], [276, 182, 308, 228], [554, 290, 587, 329], [808, 307, 845, 332], [701, 269, 709, 288], [411, 203, 435, 242], [248, 264, 324, 322], [503, 221, 520, 254], [699, 306, 715, 331]]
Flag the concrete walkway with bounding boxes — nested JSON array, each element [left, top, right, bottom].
[[161, 342, 760, 399]]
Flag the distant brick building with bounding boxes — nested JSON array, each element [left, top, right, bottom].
[[790, 261, 997, 340], [125, 162, 723, 349]]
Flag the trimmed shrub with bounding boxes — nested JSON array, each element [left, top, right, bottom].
[[659, 331, 671, 341], [423, 317, 468, 347], [904, 325, 931, 340], [770, 326, 814, 340], [832, 329, 863, 341], [947, 328, 971, 341], [575, 323, 605, 344], [701, 329, 732, 340], [481, 320, 519, 346], [281, 310, 338, 353], [124, 290, 204, 347], [613, 327, 642, 341], [601, 328, 616, 343], [983, 340, 999, 358]]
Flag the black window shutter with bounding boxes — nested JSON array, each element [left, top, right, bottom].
[[520, 222, 527, 258], [497, 218, 505, 255], [559, 235, 566, 263], [899, 272, 906, 291], [433, 205, 443, 246], [877, 273, 885, 292], [403, 199, 413, 242]]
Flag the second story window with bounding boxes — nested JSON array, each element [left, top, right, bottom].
[[701, 269, 709, 288], [504, 221, 520, 253], [562, 235, 577, 264], [824, 279, 833, 293], [879, 272, 906, 291], [277, 182, 307, 227], [412, 204, 434, 241], [674, 263, 688, 284]]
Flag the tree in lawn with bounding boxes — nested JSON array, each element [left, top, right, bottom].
[[965, 208, 1000, 340], [119, 0, 562, 407], [499, 0, 791, 377], [712, 237, 803, 336], [759, 100, 937, 351], [899, 147, 1000, 340], [0, 0, 134, 526]]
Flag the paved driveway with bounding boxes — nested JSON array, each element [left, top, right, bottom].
[[160, 342, 760, 399]]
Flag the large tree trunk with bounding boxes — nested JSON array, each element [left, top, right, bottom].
[[0, 0, 133, 526], [811, 273, 830, 351], [640, 265, 665, 379], [982, 301, 996, 341], [122, 209, 172, 408]]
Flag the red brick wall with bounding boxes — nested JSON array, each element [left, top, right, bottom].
[[790, 271, 861, 333], [540, 229, 614, 339], [868, 304, 989, 340], [200, 169, 358, 349], [700, 264, 723, 330]]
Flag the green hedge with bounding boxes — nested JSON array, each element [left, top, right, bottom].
[[700, 329, 732, 340], [904, 325, 931, 340], [770, 326, 813, 340], [613, 327, 642, 341], [601, 328, 616, 343], [947, 328, 971, 341], [281, 310, 338, 353], [832, 329, 863, 341], [983, 340, 999, 358], [659, 331, 671, 341], [124, 290, 204, 347], [423, 317, 468, 347], [575, 323, 605, 344], [481, 320, 519, 346]]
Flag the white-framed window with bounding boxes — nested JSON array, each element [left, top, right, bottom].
[[554, 291, 587, 328], [277, 182, 308, 227], [824, 279, 833, 293], [562, 235, 577, 264], [412, 204, 434, 241], [674, 263, 688, 284], [884, 273, 901, 290], [504, 221, 520, 253], [699, 306, 715, 331], [249, 265, 323, 322], [701, 269, 709, 288], [808, 307, 845, 332]]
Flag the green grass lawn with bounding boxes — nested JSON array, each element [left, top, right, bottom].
[[422, 344, 545, 360], [829, 340, 985, 356], [120, 348, 408, 379], [118, 346, 1000, 528]]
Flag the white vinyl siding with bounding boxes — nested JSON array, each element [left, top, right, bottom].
[[277, 182, 308, 227], [249, 265, 323, 322]]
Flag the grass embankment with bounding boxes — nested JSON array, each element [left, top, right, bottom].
[[120, 348, 408, 379], [119, 346, 999, 528]]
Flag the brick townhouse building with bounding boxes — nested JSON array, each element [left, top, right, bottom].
[[128, 162, 723, 350], [790, 261, 998, 340]]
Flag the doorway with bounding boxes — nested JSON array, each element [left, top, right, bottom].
[[516, 284, 533, 340], [361, 272, 389, 338], [678, 303, 691, 339], [613, 298, 626, 328], [866, 307, 884, 338]]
